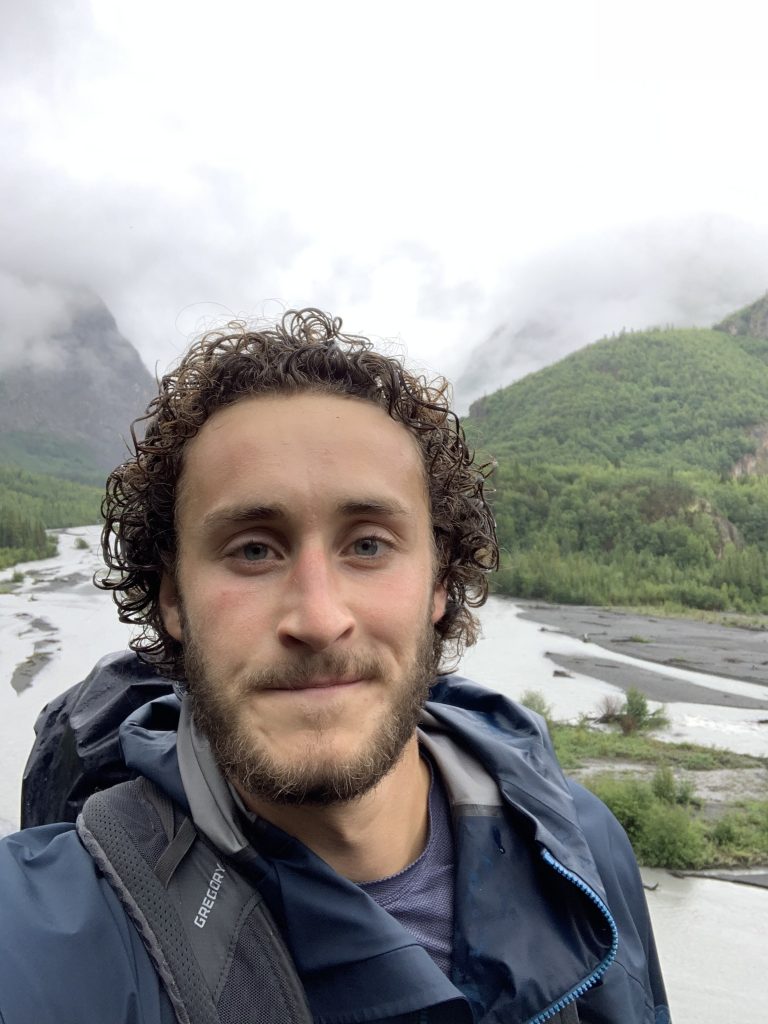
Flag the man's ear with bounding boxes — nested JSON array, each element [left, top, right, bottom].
[[431, 581, 448, 625], [159, 572, 183, 641]]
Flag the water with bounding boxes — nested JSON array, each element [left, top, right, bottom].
[[641, 868, 768, 1022], [1, 528, 766, 1022], [459, 595, 768, 756], [0, 526, 132, 833]]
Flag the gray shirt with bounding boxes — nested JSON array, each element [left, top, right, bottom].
[[359, 755, 455, 975]]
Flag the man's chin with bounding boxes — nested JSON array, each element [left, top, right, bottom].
[[184, 615, 439, 807], [228, 751, 398, 807]]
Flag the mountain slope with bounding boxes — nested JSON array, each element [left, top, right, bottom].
[[0, 296, 154, 484], [465, 328, 768, 475], [713, 292, 768, 340]]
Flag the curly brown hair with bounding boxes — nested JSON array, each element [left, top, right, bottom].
[[98, 308, 497, 678]]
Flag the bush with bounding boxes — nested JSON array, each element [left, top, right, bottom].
[[596, 688, 669, 734], [708, 802, 768, 863], [584, 776, 655, 844], [74, 537, 89, 550], [633, 802, 708, 869], [584, 774, 708, 869], [650, 765, 696, 806]]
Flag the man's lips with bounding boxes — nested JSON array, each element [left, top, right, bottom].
[[260, 676, 365, 693]]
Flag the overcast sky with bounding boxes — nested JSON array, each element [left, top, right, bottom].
[[3, 0, 768, 388]]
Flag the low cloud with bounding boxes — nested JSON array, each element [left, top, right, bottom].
[[455, 215, 768, 411], [0, 273, 96, 370]]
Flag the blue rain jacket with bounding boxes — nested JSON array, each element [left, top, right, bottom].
[[0, 655, 670, 1023]]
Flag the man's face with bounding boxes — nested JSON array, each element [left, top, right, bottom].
[[160, 392, 447, 805]]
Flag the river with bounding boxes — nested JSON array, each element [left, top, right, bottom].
[[1, 525, 766, 1023]]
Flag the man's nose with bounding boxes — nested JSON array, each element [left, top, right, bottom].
[[276, 548, 355, 652]]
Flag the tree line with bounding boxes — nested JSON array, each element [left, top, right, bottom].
[[489, 460, 768, 612], [0, 465, 102, 570]]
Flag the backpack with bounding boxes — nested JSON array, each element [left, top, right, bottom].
[[21, 650, 171, 827]]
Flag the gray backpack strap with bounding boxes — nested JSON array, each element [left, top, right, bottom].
[[77, 777, 312, 1024]]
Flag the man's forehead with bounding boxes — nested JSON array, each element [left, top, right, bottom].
[[183, 393, 423, 461], [175, 392, 431, 519]]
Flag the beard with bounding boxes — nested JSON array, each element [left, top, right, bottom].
[[183, 616, 439, 807]]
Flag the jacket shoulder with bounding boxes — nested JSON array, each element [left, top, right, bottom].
[[0, 825, 169, 1024]]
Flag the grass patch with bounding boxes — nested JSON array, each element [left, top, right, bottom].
[[550, 721, 765, 771], [520, 689, 768, 867], [613, 603, 768, 631]]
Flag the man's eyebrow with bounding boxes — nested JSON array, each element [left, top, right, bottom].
[[200, 499, 412, 532], [200, 504, 288, 531], [338, 499, 412, 519]]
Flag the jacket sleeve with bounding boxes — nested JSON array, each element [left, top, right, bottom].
[[0, 824, 170, 1024]]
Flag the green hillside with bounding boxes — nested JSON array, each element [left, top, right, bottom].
[[0, 464, 102, 570], [466, 328, 768, 474], [464, 319, 768, 613]]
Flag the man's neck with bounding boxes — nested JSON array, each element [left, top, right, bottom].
[[235, 737, 431, 883]]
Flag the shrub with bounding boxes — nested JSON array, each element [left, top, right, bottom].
[[633, 803, 708, 869], [710, 818, 737, 847], [74, 537, 89, 550], [584, 773, 708, 868], [651, 765, 696, 806], [708, 802, 768, 863], [596, 688, 669, 734], [585, 775, 654, 846], [596, 694, 624, 723]]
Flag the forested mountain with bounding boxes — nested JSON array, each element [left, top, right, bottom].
[[466, 326, 768, 475], [464, 296, 768, 612], [0, 294, 154, 484]]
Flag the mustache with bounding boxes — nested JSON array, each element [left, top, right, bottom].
[[240, 652, 386, 692]]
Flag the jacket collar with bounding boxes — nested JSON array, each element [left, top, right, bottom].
[[120, 675, 607, 898]]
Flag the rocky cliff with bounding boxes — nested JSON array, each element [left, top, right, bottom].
[[0, 295, 155, 483]]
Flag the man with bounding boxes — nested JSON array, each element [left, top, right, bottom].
[[0, 308, 670, 1023]]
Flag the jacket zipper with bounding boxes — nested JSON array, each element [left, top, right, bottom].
[[526, 848, 619, 1024]]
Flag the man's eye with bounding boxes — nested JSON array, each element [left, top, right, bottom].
[[241, 542, 270, 561], [352, 536, 385, 557]]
